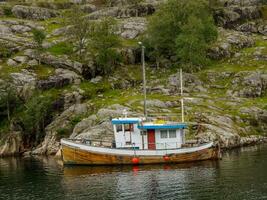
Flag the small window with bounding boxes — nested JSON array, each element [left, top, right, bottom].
[[169, 130, 176, 138], [116, 125, 122, 132], [124, 124, 134, 132], [160, 130, 168, 139], [141, 130, 147, 136]]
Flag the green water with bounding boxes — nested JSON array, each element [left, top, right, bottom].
[[1, 145, 267, 200]]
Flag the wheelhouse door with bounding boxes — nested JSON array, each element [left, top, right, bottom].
[[147, 129, 156, 150]]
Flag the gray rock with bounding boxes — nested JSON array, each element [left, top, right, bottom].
[[119, 17, 147, 39], [81, 4, 97, 13], [195, 113, 242, 149], [90, 76, 102, 83], [143, 99, 167, 108], [0, 24, 12, 34], [32, 103, 89, 155], [63, 91, 83, 110], [237, 22, 258, 33], [228, 71, 267, 98], [214, 6, 261, 28], [87, 4, 155, 19], [28, 59, 38, 66], [12, 5, 58, 20], [70, 115, 98, 138], [10, 69, 37, 99], [258, 24, 267, 36], [25, 51, 89, 76], [169, 72, 206, 93], [55, 68, 82, 84], [208, 28, 254, 60], [13, 56, 28, 64], [7, 59, 18, 66], [10, 25, 31, 33], [0, 131, 24, 157]]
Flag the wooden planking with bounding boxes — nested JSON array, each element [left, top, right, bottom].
[[61, 145, 220, 165]]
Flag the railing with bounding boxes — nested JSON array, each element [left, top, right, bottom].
[[65, 138, 203, 149]]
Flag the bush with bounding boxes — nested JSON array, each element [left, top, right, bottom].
[[56, 127, 70, 139], [19, 94, 55, 139], [89, 17, 121, 74], [145, 0, 218, 71], [3, 7, 13, 17], [32, 28, 46, 49], [0, 46, 13, 58]]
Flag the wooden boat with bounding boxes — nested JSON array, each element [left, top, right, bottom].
[[61, 68, 220, 165], [61, 138, 220, 165]]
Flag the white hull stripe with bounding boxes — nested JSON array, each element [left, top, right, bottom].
[[61, 139, 214, 156]]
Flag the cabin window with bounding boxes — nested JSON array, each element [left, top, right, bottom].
[[169, 130, 176, 138], [124, 124, 134, 132], [141, 130, 147, 136], [160, 130, 168, 139], [116, 125, 122, 132]]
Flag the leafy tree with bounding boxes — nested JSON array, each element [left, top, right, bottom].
[[145, 0, 218, 70], [0, 82, 20, 124], [19, 94, 54, 143], [65, 5, 92, 61], [89, 17, 121, 74]]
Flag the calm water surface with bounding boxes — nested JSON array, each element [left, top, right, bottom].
[[1, 145, 267, 200]]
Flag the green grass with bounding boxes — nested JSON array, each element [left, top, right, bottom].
[[28, 64, 55, 80], [0, 65, 22, 79], [47, 42, 73, 56]]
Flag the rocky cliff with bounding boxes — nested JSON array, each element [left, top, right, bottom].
[[0, 0, 266, 156]]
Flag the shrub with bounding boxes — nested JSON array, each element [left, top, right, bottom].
[[3, 7, 13, 17], [145, 0, 218, 71]]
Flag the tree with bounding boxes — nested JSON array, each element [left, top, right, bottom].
[[0, 81, 20, 125], [145, 0, 218, 70], [65, 5, 92, 61], [89, 17, 121, 74], [19, 93, 54, 144]]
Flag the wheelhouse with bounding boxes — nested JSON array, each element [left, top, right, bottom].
[[112, 118, 187, 150]]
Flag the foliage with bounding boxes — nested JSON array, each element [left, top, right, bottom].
[[64, 5, 92, 61], [0, 46, 13, 59], [18, 93, 55, 141], [47, 42, 73, 56], [89, 17, 121, 74], [0, 81, 21, 124], [2, 6, 13, 17], [145, 0, 218, 70], [56, 127, 70, 139], [32, 28, 46, 49]]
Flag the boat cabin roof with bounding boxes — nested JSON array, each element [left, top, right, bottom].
[[111, 118, 187, 129], [138, 123, 187, 130], [111, 118, 142, 124]]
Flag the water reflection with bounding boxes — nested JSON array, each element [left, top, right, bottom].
[[62, 161, 219, 200], [0, 145, 267, 200]]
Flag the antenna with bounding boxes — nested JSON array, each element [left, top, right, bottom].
[[180, 68, 184, 123]]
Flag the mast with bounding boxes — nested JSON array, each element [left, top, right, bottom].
[[180, 68, 184, 123], [139, 42, 147, 119]]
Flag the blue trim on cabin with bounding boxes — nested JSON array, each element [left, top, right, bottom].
[[112, 119, 141, 125], [138, 124, 187, 130]]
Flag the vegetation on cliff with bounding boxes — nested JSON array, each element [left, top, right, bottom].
[[0, 0, 266, 156]]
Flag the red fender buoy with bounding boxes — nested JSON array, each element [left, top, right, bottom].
[[132, 157, 139, 164], [163, 155, 170, 161]]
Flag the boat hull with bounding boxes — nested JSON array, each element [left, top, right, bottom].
[[61, 140, 220, 165]]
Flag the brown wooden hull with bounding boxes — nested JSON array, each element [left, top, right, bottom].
[[61, 144, 220, 165]]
